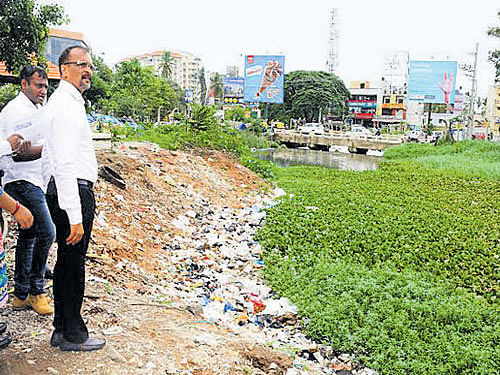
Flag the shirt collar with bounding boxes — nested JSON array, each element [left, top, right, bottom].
[[58, 80, 84, 104], [18, 91, 41, 109]]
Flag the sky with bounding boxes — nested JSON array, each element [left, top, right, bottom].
[[45, 0, 500, 97]]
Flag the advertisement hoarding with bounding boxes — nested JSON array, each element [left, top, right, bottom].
[[223, 77, 244, 98], [408, 60, 458, 104], [184, 89, 193, 103], [243, 55, 285, 104]]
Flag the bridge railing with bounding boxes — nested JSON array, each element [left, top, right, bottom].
[[274, 129, 404, 142]]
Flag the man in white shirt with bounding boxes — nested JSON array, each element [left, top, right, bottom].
[[44, 46, 105, 351], [0, 66, 55, 315]]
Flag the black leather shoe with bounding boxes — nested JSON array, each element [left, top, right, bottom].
[[0, 322, 6, 335], [50, 331, 63, 347], [59, 336, 106, 352], [0, 335, 11, 350]]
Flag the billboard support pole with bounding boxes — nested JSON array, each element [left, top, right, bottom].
[[427, 104, 432, 129], [263, 103, 269, 120]]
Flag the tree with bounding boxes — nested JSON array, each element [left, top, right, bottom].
[[210, 73, 223, 102], [187, 104, 219, 131], [267, 71, 350, 122], [199, 67, 207, 105], [160, 51, 175, 80], [0, 0, 66, 73], [84, 54, 113, 112], [487, 11, 500, 83], [0, 84, 19, 110], [103, 59, 178, 120]]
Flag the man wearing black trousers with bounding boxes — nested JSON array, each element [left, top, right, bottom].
[[44, 45, 105, 351]]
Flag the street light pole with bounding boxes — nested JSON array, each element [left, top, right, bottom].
[[157, 105, 163, 124], [467, 43, 479, 139]]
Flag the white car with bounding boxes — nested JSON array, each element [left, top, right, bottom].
[[297, 123, 324, 134], [405, 130, 426, 142], [345, 126, 373, 137]]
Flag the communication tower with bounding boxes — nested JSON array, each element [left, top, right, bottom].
[[383, 51, 409, 93], [326, 8, 339, 75]]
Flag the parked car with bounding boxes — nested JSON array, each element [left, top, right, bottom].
[[345, 126, 373, 137], [297, 123, 324, 134], [405, 130, 426, 142]]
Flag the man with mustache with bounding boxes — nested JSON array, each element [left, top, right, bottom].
[[44, 45, 105, 351], [0, 66, 55, 316]]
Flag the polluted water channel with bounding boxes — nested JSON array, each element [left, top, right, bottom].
[[257, 147, 382, 171]]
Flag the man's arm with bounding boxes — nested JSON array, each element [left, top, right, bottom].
[[12, 144, 42, 161], [6, 134, 42, 161], [46, 101, 84, 244]]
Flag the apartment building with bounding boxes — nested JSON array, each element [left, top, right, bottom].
[[125, 50, 204, 102]]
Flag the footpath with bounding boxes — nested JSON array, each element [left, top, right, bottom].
[[0, 142, 376, 375]]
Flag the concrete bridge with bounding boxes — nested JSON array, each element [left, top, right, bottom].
[[271, 130, 405, 154]]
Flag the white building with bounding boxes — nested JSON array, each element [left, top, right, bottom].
[[124, 50, 204, 103]]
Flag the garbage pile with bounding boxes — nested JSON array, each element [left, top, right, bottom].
[[158, 193, 377, 375]]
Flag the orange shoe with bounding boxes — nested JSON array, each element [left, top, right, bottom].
[[27, 294, 54, 315], [12, 296, 29, 310]]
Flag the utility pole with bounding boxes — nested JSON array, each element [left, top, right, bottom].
[[467, 43, 479, 139]]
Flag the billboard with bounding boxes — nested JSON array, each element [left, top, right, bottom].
[[243, 55, 285, 104], [184, 89, 193, 103], [223, 77, 244, 98], [408, 61, 458, 104]]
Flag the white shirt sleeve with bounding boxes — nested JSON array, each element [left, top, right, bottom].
[[0, 140, 12, 157], [46, 104, 82, 224]]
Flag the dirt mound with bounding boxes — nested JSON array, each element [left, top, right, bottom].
[[0, 142, 296, 375]]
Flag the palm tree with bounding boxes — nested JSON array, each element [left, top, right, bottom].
[[210, 73, 223, 102], [199, 67, 207, 105], [160, 51, 175, 80]]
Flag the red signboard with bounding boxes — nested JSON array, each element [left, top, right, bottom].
[[355, 113, 374, 119]]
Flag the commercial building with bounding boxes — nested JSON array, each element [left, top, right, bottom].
[[125, 50, 204, 103], [0, 29, 87, 83], [225, 65, 239, 78], [373, 84, 406, 130], [347, 81, 379, 127], [486, 84, 500, 132]]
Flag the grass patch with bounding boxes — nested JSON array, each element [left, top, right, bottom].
[[384, 140, 500, 179]]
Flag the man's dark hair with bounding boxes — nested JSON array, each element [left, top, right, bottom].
[[19, 66, 48, 83], [58, 45, 91, 73]]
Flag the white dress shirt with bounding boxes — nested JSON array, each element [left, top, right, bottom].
[[45, 80, 97, 225], [0, 92, 45, 189]]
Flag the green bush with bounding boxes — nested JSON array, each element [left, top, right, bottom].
[[224, 106, 246, 122], [132, 108, 275, 178], [0, 84, 19, 110]]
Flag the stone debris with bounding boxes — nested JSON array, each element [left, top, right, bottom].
[[108, 346, 127, 363], [0, 142, 376, 375]]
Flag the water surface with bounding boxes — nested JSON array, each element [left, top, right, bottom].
[[258, 148, 381, 171]]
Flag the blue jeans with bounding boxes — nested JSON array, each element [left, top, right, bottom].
[[5, 180, 55, 299]]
